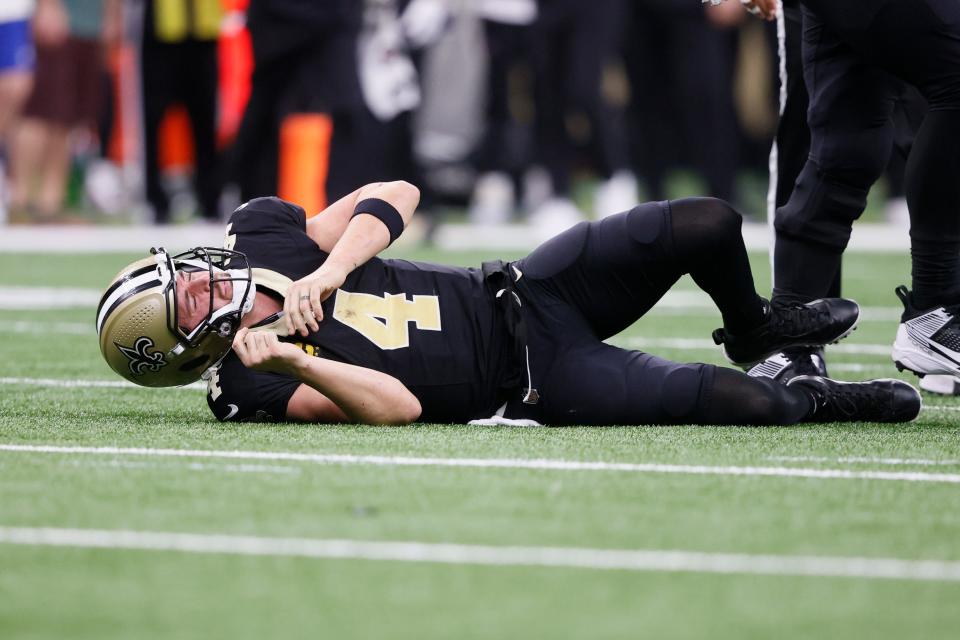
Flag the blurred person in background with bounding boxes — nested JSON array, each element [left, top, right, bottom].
[[139, 0, 223, 223], [8, 0, 120, 222], [350, 0, 449, 225], [624, 0, 743, 206], [528, 0, 637, 231], [228, 0, 364, 209], [468, 0, 538, 225], [0, 0, 36, 221]]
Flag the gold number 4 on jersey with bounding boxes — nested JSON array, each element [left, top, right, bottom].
[[333, 290, 441, 350]]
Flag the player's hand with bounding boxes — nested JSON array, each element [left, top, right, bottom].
[[283, 264, 349, 337], [706, 0, 747, 27], [232, 328, 306, 375], [741, 0, 777, 21], [702, 0, 777, 22]]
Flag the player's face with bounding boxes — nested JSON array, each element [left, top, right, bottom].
[[175, 269, 234, 332]]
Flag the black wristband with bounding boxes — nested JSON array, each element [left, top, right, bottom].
[[352, 198, 404, 244]]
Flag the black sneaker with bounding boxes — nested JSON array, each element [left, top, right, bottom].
[[747, 347, 828, 383], [891, 285, 960, 378], [787, 375, 922, 423], [713, 298, 859, 368]]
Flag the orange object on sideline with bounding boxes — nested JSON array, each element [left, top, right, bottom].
[[159, 105, 195, 171], [106, 44, 134, 164], [217, 7, 252, 147], [278, 113, 333, 217]]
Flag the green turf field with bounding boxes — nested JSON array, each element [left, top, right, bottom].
[[2, 249, 959, 639]]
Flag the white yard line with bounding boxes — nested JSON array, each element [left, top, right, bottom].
[[0, 320, 91, 335], [0, 287, 101, 309], [0, 526, 957, 582], [0, 377, 205, 391], [69, 459, 301, 475], [769, 456, 960, 467], [3, 443, 960, 484]]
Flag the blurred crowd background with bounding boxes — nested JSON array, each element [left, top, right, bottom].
[[0, 0, 908, 233]]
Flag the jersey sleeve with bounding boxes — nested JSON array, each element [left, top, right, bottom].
[[227, 196, 306, 234], [225, 196, 328, 280], [205, 352, 301, 422]]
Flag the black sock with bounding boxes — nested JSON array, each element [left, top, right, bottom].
[[772, 235, 844, 307]]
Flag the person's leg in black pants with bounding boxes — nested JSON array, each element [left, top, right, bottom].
[[799, 0, 960, 309], [181, 40, 221, 220], [772, 7, 903, 306], [140, 39, 174, 223]]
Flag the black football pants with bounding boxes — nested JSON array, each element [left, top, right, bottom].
[[774, 0, 960, 309], [504, 199, 813, 426]]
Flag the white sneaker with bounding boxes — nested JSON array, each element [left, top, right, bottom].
[[891, 285, 960, 377], [594, 170, 638, 219], [528, 197, 586, 239], [521, 165, 553, 214], [469, 171, 514, 225], [919, 374, 960, 395]]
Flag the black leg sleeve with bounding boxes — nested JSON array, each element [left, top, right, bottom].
[[698, 366, 813, 425], [670, 197, 766, 334]]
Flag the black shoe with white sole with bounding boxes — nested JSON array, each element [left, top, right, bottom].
[[747, 347, 828, 383], [787, 375, 922, 423], [891, 286, 960, 378], [713, 298, 859, 368]]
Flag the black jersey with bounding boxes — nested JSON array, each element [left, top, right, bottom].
[[206, 197, 510, 423]]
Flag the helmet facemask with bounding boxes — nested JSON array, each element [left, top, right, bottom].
[[157, 246, 255, 350], [96, 246, 255, 387]]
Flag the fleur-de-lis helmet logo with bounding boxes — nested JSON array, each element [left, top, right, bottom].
[[115, 336, 168, 376]]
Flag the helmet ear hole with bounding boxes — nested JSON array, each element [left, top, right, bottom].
[[179, 355, 211, 372]]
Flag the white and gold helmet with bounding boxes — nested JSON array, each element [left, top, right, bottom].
[[96, 247, 254, 387]]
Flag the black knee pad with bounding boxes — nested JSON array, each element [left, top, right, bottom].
[[658, 364, 708, 419], [669, 197, 743, 257], [625, 203, 669, 245], [516, 221, 590, 279]]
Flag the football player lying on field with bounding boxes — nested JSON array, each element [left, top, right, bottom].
[[97, 181, 922, 425]]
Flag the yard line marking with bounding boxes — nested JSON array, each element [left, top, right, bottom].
[[770, 456, 960, 467], [3, 444, 960, 484], [0, 320, 91, 335], [0, 287, 100, 310], [69, 459, 301, 475], [0, 377, 205, 391], [1, 526, 958, 582]]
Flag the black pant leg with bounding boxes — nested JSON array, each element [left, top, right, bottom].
[[519, 337, 810, 426], [140, 41, 175, 222], [802, 0, 960, 306], [181, 40, 221, 219], [772, 7, 901, 304], [515, 197, 763, 341]]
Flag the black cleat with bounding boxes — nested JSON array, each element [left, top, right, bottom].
[[747, 347, 828, 383], [713, 298, 859, 368], [787, 375, 922, 423]]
